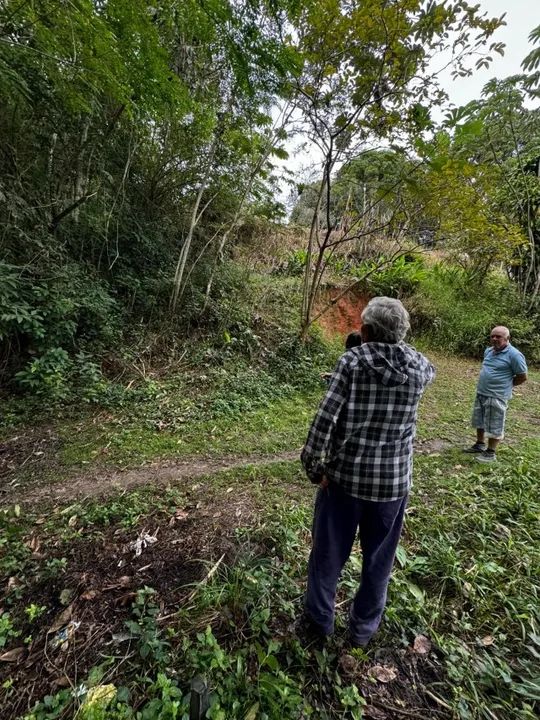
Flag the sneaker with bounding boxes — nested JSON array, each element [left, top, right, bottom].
[[475, 450, 497, 463], [463, 442, 486, 454]]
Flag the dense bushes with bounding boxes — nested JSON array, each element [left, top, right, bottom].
[[408, 263, 540, 362], [0, 0, 295, 404], [329, 253, 540, 362], [0, 260, 122, 398]]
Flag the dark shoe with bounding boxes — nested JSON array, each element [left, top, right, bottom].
[[463, 442, 486, 454], [347, 634, 370, 651], [475, 450, 497, 463], [295, 612, 328, 648]]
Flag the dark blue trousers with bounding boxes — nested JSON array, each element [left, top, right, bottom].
[[305, 482, 407, 646]]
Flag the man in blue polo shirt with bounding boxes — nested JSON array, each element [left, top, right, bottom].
[[464, 326, 528, 463]]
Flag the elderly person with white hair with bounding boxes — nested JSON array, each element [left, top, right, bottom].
[[299, 296, 435, 648], [464, 325, 527, 463]]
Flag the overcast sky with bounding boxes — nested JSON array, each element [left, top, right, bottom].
[[435, 0, 540, 109], [279, 1, 540, 206]]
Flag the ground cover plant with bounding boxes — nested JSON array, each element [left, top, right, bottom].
[[2, 2, 540, 717], [0, 351, 538, 719]]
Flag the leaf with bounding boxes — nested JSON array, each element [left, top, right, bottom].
[[47, 604, 74, 634], [271, 147, 289, 160], [264, 654, 279, 671], [173, 509, 189, 521], [395, 545, 408, 568], [81, 684, 117, 712], [413, 634, 431, 655], [7, 577, 23, 592], [59, 588, 74, 606], [368, 664, 398, 683], [103, 576, 132, 591], [0, 647, 26, 663], [26, 536, 41, 554], [406, 581, 425, 604], [339, 653, 357, 675], [244, 702, 259, 720]]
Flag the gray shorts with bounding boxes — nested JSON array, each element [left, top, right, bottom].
[[471, 394, 508, 439]]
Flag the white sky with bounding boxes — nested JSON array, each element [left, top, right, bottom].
[[278, 0, 540, 207], [433, 0, 540, 110]]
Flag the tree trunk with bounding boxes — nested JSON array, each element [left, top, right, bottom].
[[170, 134, 219, 313]]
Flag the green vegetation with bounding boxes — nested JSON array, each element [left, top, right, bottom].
[[1, 352, 538, 719], [0, 0, 510, 400], [1, 2, 540, 719], [409, 264, 540, 362]]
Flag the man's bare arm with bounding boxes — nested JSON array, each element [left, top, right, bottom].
[[513, 373, 527, 386]]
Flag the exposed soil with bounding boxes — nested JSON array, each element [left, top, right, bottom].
[[0, 436, 453, 509], [0, 485, 261, 719], [339, 643, 451, 719], [0, 447, 301, 507], [0, 482, 451, 720], [0, 435, 457, 719], [315, 288, 369, 337], [0, 425, 62, 489]]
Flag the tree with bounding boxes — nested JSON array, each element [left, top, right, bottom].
[[441, 73, 540, 302], [289, 0, 504, 336], [0, 0, 299, 388]]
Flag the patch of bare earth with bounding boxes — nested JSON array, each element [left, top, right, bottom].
[[315, 288, 369, 338], [1, 430, 455, 509], [0, 486, 258, 719], [414, 438, 453, 455], [0, 448, 300, 507], [0, 469, 454, 719], [0, 427, 62, 495], [339, 643, 451, 719]]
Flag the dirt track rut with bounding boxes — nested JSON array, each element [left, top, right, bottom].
[[2, 449, 301, 506]]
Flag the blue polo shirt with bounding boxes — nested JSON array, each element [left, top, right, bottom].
[[477, 344, 528, 400]]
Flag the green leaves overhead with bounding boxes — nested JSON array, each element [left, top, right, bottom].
[[295, 0, 504, 136], [0, 0, 184, 115]]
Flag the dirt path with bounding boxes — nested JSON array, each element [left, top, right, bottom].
[[1, 449, 302, 507], [1, 436, 455, 508]]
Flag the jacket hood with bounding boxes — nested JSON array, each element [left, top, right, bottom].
[[350, 342, 417, 387]]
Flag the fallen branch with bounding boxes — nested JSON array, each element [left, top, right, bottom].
[[371, 699, 444, 719], [423, 688, 452, 710]]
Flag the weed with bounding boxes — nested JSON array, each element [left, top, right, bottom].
[[0, 612, 20, 648], [41, 557, 67, 580], [125, 587, 170, 666], [3, 351, 539, 719], [24, 605, 47, 623]]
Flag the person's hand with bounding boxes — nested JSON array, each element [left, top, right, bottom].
[[319, 475, 329, 489]]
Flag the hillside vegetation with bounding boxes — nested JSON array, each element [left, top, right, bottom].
[[1, 346, 539, 720], [2, 2, 540, 719]]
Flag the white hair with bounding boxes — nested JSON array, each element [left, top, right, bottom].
[[491, 325, 510, 339], [361, 296, 410, 343]]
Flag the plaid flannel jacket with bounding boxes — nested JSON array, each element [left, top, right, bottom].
[[301, 342, 435, 501]]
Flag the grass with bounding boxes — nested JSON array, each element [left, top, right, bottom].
[[56, 349, 538, 469], [1, 351, 539, 719], [58, 392, 320, 468]]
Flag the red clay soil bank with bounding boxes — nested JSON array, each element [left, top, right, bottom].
[[315, 289, 369, 338]]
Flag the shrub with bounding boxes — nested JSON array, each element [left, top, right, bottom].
[[357, 254, 427, 298], [408, 263, 540, 361]]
